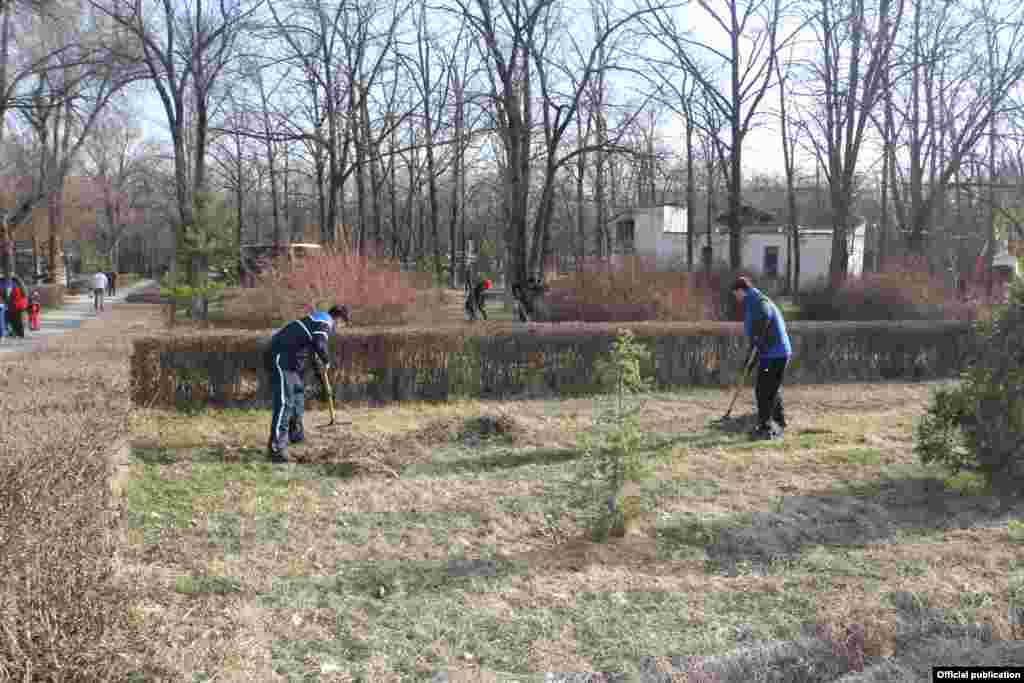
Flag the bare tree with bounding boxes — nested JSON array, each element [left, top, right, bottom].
[[774, 51, 801, 292], [94, 0, 261, 284], [887, 0, 1024, 257], [456, 0, 652, 288], [797, 0, 903, 285], [209, 106, 260, 275], [1, 3, 138, 277], [83, 107, 158, 271], [644, 0, 792, 270]]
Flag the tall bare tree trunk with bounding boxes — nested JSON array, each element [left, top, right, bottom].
[[685, 111, 696, 271], [449, 78, 465, 286], [576, 111, 587, 269]]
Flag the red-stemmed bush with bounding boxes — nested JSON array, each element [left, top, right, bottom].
[[226, 248, 432, 328], [542, 256, 728, 322], [796, 255, 997, 321]]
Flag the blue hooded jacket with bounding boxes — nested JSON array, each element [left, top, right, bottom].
[[743, 287, 792, 361], [267, 311, 334, 371]]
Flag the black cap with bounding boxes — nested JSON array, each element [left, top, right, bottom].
[[731, 276, 752, 291], [328, 304, 350, 323]]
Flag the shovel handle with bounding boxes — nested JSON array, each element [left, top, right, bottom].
[[319, 367, 336, 423]]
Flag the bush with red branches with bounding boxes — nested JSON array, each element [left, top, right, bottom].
[[225, 248, 432, 328], [796, 255, 997, 322], [543, 256, 729, 323]]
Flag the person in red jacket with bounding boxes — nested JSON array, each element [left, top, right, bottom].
[[4, 278, 27, 338], [464, 277, 492, 321], [28, 289, 41, 331]]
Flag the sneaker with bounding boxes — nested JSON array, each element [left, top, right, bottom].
[[268, 449, 289, 464], [750, 424, 777, 441]]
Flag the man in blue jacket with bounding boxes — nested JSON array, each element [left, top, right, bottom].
[[732, 276, 792, 440], [265, 304, 350, 463]]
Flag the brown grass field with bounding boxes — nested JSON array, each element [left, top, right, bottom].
[[4, 301, 1023, 682]]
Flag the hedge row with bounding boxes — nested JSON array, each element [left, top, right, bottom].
[[130, 320, 976, 410]]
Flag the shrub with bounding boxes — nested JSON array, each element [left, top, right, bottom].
[[543, 256, 727, 322], [915, 280, 1024, 482], [225, 247, 430, 328], [1, 306, 156, 680], [797, 255, 994, 321]]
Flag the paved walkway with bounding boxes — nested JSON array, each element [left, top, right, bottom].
[[0, 279, 156, 354]]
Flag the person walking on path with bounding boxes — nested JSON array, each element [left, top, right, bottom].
[[92, 271, 108, 312], [264, 304, 350, 463], [107, 271, 117, 296], [731, 276, 792, 440]]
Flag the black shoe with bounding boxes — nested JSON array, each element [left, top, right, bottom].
[[268, 450, 289, 463], [750, 424, 777, 441]]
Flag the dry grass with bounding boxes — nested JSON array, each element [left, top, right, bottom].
[[0, 305, 167, 681], [114, 377, 1024, 680]]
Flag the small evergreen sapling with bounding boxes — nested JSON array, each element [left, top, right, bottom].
[[575, 328, 654, 541]]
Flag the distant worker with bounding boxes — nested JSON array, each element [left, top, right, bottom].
[[465, 277, 492, 321], [264, 304, 350, 463], [511, 276, 547, 322]]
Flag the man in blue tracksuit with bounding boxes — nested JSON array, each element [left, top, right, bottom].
[[265, 304, 350, 462], [732, 276, 792, 440]]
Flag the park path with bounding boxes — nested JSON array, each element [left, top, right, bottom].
[[0, 278, 156, 355]]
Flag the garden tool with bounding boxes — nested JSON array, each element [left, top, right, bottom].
[[714, 345, 758, 424], [317, 364, 339, 428]]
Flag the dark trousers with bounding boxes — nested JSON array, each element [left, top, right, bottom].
[[465, 295, 487, 321], [266, 352, 306, 455], [755, 357, 788, 429], [6, 309, 24, 338]]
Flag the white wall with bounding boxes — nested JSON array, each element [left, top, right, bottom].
[[613, 206, 689, 267], [631, 209, 659, 256], [707, 223, 866, 290], [609, 207, 875, 283]]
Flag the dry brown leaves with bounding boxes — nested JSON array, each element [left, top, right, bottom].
[[1, 304, 167, 681]]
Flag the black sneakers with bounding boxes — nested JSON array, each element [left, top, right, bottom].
[[750, 422, 783, 441], [268, 449, 289, 464]]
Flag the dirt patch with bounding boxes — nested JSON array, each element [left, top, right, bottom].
[[695, 477, 1024, 573]]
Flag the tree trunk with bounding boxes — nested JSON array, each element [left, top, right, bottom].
[[576, 112, 587, 270], [448, 80, 464, 287], [353, 90, 368, 255], [685, 113, 696, 271]]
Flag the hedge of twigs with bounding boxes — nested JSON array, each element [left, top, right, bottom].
[[130, 320, 975, 410]]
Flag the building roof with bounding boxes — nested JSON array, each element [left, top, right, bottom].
[[715, 205, 778, 225]]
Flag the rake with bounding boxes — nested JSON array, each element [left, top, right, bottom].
[[713, 345, 758, 424]]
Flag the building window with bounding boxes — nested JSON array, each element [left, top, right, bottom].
[[764, 246, 780, 278], [616, 220, 635, 254]]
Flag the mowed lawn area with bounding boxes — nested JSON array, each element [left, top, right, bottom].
[[122, 370, 1024, 680]]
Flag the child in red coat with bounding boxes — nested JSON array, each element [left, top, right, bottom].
[[28, 290, 41, 331]]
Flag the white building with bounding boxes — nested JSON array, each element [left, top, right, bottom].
[[607, 204, 689, 268], [608, 203, 866, 291]]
